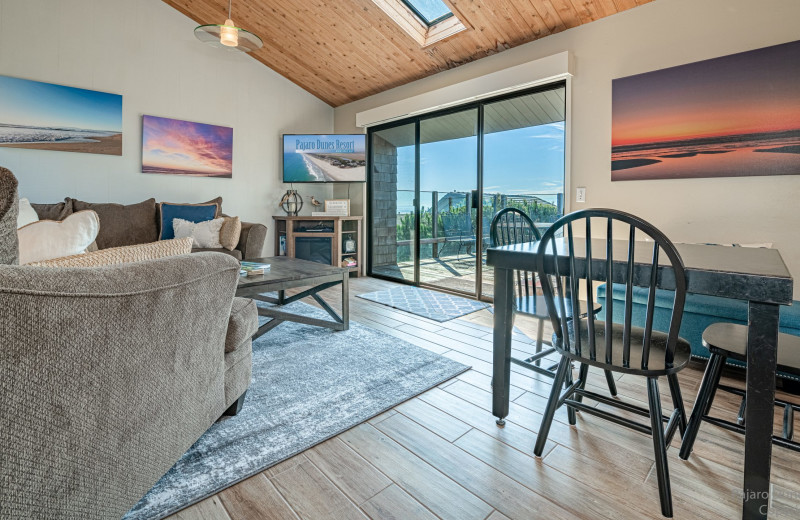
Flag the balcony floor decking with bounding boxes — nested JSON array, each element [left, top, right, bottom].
[[372, 252, 495, 296], [171, 276, 800, 520]]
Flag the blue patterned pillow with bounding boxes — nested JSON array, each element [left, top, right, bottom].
[[159, 203, 218, 240]]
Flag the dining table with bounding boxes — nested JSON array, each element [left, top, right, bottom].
[[486, 239, 794, 520]]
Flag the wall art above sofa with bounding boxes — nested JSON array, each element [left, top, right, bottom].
[[0, 75, 122, 156], [611, 39, 800, 181], [142, 115, 233, 178]]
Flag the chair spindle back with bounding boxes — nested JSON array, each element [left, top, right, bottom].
[[536, 209, 687, 371]]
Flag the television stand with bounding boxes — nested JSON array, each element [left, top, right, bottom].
[[273, 215, 363, 276]]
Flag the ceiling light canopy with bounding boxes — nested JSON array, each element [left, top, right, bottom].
[[194, 0, 263, 53]]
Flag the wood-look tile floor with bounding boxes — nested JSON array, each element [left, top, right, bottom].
[[169, 276, 800, 520]]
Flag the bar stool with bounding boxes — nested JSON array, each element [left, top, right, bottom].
[[679, 322, 800, 459]]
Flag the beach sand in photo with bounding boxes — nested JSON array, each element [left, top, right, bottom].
[[0, 133, 122, 155], [304, 153, 365, 182]]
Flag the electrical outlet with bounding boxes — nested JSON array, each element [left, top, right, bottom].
[[576, 187, 586, 203]]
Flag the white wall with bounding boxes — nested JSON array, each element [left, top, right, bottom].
[[335, 0, 800, 298], [0, 0, 334, 256]]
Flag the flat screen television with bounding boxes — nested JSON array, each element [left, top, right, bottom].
[[283, 134, 366, 183]]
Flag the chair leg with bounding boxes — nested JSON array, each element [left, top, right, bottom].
[[703, 355, 726, 415], [647, 377, 673, 518], [574, 363, 590, 405], [565, 361, 577, 425], [604, 369, 618, 396], [535, 318, 545, 367], [534, 356, 570, 457], [678, 353, 725, 460], [667, 374, 687, 437]]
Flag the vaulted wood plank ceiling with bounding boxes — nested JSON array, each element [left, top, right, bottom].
[[162, 0, 653, 107]]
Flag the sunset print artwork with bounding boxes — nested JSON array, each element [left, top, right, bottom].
[[611, 40, 800, 181], [142, 115, 233, 178], [0, 75, 122, 155]]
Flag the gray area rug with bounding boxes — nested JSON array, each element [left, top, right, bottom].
[[357, 285, 489, 322], [124, 300, 468, 520]]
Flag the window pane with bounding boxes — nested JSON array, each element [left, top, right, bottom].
[[401, 0, 452, 25], [481, 86, 567, 297], [370, 123, 416, 283]]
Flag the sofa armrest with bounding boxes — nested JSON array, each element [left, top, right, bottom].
[[238, 221, 267, 260], [0, 253, 240, 519]]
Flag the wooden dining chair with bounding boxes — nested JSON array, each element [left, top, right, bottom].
[[679, 323, 800, 460], [489, 208, 617, 396], [532, 209, 691, 518]]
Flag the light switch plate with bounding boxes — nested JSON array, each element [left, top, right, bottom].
[[576, 187, 586, 203]]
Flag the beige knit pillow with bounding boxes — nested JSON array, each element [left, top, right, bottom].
[[219, 216, 241, 251], [29, 237, 193, 267]]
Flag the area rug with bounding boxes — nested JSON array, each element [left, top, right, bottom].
[[357, 285, 489, 322], [124, 300, 469, 520]]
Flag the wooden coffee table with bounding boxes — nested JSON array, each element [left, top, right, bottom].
[[236, 256, 349, 339]]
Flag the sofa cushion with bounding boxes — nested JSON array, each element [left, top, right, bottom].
[[225, 297, 258, 353], [17, 210, 100, 264], [28, 237, 193, 267], [31, 198, 73, 221], [17, 198, 39, 229], [220, 216, 242, 251], [159, 202, 218, 240], [0, 167, 19, 265], [174, 217, 224, 248], [192, 247, 242, 260], [72, 198, 158, 249]]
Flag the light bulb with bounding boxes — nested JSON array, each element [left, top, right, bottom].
[[220, 19, 238, 47]]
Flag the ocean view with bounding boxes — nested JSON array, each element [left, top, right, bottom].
[[0, 123, 120, 144], [611, 129, 800, 180]]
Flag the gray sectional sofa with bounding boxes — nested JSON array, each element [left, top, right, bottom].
[[0, 167, 259, 519]]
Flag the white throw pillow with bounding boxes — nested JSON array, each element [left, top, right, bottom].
[[17, 198, 39, 229], [17, 210, 100, 265], [172, 217, 224, 248]]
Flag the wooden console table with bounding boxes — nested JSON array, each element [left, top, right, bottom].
[[273, 215, 362, 276]]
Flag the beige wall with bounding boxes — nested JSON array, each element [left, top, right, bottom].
[[0, 0, 334, 256], [335, 0, 800, 298]]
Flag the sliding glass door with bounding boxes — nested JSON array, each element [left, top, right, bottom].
[[368, 82, 566, 299], [419, 109, 479, 293], [480, 87, 566, 297]]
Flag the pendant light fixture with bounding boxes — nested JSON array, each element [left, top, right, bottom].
[[194, 0, 263, 53]]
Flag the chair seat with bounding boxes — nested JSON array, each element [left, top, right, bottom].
[[702, 322, 800, 376], [516, 295, 601, 320], [554, 319, 692, 376]]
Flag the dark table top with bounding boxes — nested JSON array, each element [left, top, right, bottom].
[[237, 256, 348, 289], [486, 239, 793, 305]]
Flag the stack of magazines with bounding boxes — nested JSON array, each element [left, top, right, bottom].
[[240, 261, 271, 276]]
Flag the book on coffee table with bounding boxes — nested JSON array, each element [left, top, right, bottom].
[[240, 261, 271, 277]]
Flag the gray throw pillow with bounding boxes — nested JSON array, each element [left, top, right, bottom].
[[72, 198, 159, 250], [0, 167, 20, 265]]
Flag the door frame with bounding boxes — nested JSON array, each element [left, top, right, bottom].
[[366, 80, 568, 299]]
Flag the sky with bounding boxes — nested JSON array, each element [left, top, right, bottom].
[[406, 0, 452, 22], [394, 121, 565, 205], [142, 115, 233, 174], [612, 39, 800, 147], [0, 75, 122, 131]]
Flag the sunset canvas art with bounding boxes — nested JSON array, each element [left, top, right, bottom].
[[142, 115, 232, 178], [611, 40, 800, 181]]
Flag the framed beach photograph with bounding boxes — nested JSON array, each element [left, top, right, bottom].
[[142, 115, 233, 178], [611, 39, 800, 181], [0, 75, 122, 155]]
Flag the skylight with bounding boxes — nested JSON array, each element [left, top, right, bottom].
[[401, 0, 453, 26]]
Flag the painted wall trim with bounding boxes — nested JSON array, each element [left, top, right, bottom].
[[355, 51, 573, 128]]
